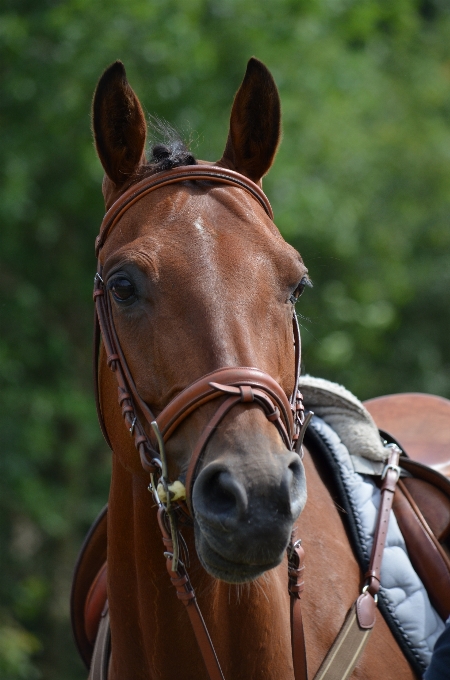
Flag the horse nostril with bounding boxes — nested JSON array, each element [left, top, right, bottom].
[[286, 453, 306, 516], [193, 465, 248, 528], [288, 455, 302, 482]]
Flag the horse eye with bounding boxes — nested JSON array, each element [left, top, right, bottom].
[[289, 276, 312, 305], [110, 278, 135, 302]]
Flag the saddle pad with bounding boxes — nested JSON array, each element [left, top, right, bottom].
[[305, 416, 445, 677]]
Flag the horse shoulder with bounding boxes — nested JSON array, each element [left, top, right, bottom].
[[298, 448, 416, 679]]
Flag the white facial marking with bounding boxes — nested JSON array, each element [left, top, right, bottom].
[[194, 217, 206, 234]]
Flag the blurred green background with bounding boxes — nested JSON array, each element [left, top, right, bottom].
[[1, 0, 450, 677]]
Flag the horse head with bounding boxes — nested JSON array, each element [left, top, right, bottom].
[[92, 58, 309, 584]]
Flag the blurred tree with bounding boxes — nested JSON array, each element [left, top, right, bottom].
[[0, 0, 449, 677]]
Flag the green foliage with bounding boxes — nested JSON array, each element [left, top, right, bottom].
[[0, 617, 41, 680], [1, 0, 450, 677]]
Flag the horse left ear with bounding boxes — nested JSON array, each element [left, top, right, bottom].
[[92, 61, 147, 187], [219, 58, 281, 184]]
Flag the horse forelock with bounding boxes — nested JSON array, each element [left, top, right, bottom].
[[147, 116, 197, 173], [102, 117, 198, 209]]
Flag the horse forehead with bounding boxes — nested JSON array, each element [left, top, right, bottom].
[[101, 183, 303, 281]]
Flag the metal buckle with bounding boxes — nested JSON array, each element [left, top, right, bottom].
[[288, 538, 302, 561], [148, 474, 162, 507], [362, 584, 378, 604], [151, 421, 181, 571], [381, 463, 401, 481], [383, 442, 402, 455]]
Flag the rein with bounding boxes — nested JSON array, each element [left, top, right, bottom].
[[93, 165, 311, 680]]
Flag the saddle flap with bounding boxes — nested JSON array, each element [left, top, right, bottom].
[[85, 561, 108, 645], [71, 505, 108, 668]]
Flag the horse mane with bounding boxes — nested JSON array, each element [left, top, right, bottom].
[[147, 116, 196, 172]]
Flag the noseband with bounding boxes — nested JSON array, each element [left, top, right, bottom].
[[93, 164, 310, 680], [93, 165, 308, 510]]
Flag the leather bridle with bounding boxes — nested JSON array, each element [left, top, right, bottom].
[[93, 164, 310, 680], [93, 165, 309, 500]]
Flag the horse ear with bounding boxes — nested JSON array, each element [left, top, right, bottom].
[[219, 58, 281, 184], [92, 61, 147, 186]]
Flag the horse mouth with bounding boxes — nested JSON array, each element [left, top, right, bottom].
[[194, 525, 286, 583]]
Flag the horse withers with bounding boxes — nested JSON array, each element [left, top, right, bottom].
[[74, 58, 418, 679]]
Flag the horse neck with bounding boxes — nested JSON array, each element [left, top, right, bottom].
[[107, 454, 295, 680], [99, 357, 295, 680]]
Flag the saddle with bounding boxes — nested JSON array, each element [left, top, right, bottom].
[[71, 392, 450, 671], [364, 393, 450, 623]]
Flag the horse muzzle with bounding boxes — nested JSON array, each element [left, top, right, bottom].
[[192, 449, 307, 583]]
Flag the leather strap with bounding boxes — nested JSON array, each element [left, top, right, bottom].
[[364, 445, 401, 597], [288, 539, 308, 680], [93, 313, 113, 451], [157, 366, 294, 445], [88, 601, 110, 680], [182, 373, 295, 510], [157, 509, 225, 680], [394, 480, 450, 620], [94, 274, 162, 473]]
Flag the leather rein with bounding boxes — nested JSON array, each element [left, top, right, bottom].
[[93, 164, 311, 680]]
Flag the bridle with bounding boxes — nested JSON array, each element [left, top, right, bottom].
[[93, 164, 310, 680], [94, 164, 310, 500]]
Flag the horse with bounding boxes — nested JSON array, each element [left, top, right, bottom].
[[83, 57, 419, 679]]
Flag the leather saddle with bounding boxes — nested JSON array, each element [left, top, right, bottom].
[[72, 392, 450, 669], [71, 504, 108, 669], [364, 392, 450, 478], [364, 392, 450, 623]]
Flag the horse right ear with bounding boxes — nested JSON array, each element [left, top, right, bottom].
[[219, 58, 281, 184], [92, 61, 147, 187]]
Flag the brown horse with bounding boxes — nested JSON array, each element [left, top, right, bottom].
[[90, 58, 416, 679]]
